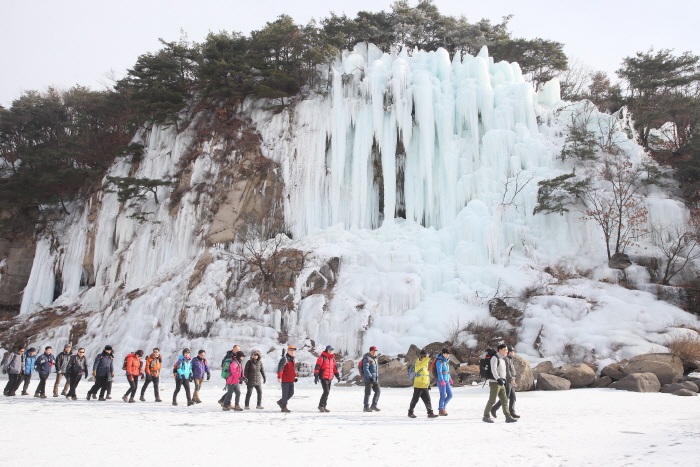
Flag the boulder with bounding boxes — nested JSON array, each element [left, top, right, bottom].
[[423, 341, 451, 356], [621, 361, 675, 385], [610, 372, 661, 393], [536, 373, 571, 391], [404, 345, 420, 366], [660, 381, 699, 394], [550, 363, 597, 388], [451, 345, 471, 364], [378, 359, 412, 387], [609, 252, 632, 269], [590, 375, 613, 388], [512, 354, 534, 391], [377, 354, 392, 365], [673, 389, 698, 396], [601, 362, 627, 381], [488, 298, 522, 324], [341, 360, 355, 378], [532, 361, 554, 379], [628, 354, 683, 383]]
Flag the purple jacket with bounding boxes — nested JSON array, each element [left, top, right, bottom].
[[191, 356, 210, 379]]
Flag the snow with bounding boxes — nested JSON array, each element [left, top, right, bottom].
[[0, 378, 698, 466]]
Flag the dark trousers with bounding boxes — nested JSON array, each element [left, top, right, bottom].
[[21, 374, 32, 393], [53, 373, 70, 396], [245, 384, 262, 407], [278, 382, 294, 407], [409, 387, 433, 414], [319, 379, 332, 407], [223, 383, 241, 407], [492, 382, 517, 413], [173, 378, 191, 403], [107, 379, 112, 395], [140, 374, 160, 399], [67, 374, 82, 397], [124, 376, 139, 399], [364, 382, 381, 408], [35, 373, 50, 395], [88, 375, 109, 398], [4, 374, 21, 394]]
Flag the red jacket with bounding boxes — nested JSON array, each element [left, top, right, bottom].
[[277, 354, 297, 383], [125, 354, 143, 377], [314, 351, 339, 380]]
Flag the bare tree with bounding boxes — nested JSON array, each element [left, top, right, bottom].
[[497, 169, 535, 214], [650, 220, 700, 285]]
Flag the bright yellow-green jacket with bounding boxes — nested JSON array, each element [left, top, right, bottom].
[[413, 356, 431, 388]]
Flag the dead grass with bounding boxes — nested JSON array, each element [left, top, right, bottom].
[[667, 334, 700, 363]]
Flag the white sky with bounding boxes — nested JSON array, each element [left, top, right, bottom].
[[2, 0, 699, 107]]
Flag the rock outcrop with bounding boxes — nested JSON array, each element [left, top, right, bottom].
[[550, 363, 597, 388], [512, 354, 534, 391], [536, 373, 571, 391], [610, 373, 661, 392], [378, 359, 412, 387]]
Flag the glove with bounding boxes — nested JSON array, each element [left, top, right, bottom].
[[314, 375, 319, 385], [206, 372, 211, 381], [335, 374, 341, 382], [92, 371, 96, 377], [140, 374, 144, 380], [188, 375, 194, 382], [2, 370, 6, 375], [449, 379, 453, 385], [294, 378, 298, 383], [84, 374, 88, 379], [497, 378, 505, 386], [127, 375, 133, 381], [440, 381, 446, 386], [263, 379, 267, 384]]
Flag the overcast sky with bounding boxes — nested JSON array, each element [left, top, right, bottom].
[[2, 0, 699, 107]]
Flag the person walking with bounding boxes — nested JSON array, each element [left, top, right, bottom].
[[276, 345, 297, 413], [436, 348, 453, 416], [122, 350, 144, 403], [87, 345, 114, 401], [361, 346, 381, 412], [222, 350, 246, 411], [408, 349, 438, 418], [483, 344, 518, 423], [65, 348, 89, 400], [53, 344, 73, 397], [314, 345, 340, 413], [191, 350, 210, 404], [2, 346, 25, 396], [173, 348, 193, 406], [217, 345, 239, 406], [491, 345, 519, 419], [244, 349, 266, 409], [140, 348, 162, 402], [34, 346, 56, 398], [20, 348, 37, 395]]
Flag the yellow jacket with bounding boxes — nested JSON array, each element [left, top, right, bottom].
[[413, 356, 431, 388]]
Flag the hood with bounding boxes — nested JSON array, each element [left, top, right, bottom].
[[321, 350, 334, 359], [101, 351, 113, 358], [437, 354, 448, 363], [251, 349, 262, 359]]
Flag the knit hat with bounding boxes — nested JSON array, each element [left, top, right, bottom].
[[236, 351, 246, 358], [369, 346, 377, 351], [325, 345, 334, 352], [28, 347, 36, 353], [104, 345, 113, 351]]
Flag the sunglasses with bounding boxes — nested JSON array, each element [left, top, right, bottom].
[[78, 351, 85, 354]]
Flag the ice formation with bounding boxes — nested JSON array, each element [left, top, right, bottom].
[[6, 44, 699, 370]]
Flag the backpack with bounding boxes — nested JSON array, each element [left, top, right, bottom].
[[122, 356, 129, 371], [429, 357, 439, 379], [479, 349, 498, 380], [221, 356, 233, 379], [407, 363, 416, 381], [357, 357, 365, 377]]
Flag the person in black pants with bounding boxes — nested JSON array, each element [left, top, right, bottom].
[[34, 347, 56, 398], [2, 346, 25, 396], [87, 346, 114, 400], [66, 348, 89, 400]]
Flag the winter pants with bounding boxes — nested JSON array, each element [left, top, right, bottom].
[[484, 382, 512, 418], [223, 383, 241, 407], [21, 374, 32, 393], [363, 382, 380, 408], [67, 374, 82, 397], [245, 384, 262, 407], [173, 378, 191, 403], [409, 387, 433, 414], [438, 382, 453, 410], [193, 378, 204, 401], [124, 376, 139, 399], [319, 379, 332, 408], [4, 374, 21, 395], [35, 373, 50, 395], [492, 381, 516, 414], [88, 375, 110, 398], [53, 373, 70, 396], [140, 374, 160, 399], [107, 379, 113, 396], [278, 382, 294, 408]]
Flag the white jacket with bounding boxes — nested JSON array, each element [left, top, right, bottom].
[[489, 353, 507, 382]]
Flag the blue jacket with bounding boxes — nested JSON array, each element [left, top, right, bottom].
[[436, 355, 450, 383], [92, 352, 114, 376], [361, 353, 378, 382], [34, 352, 56, 375], [191, 356, 209, 379], [23, 351, 37, 374], [174, 356, 192, 379]]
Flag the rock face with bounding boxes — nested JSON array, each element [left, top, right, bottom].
[[601, 361, 627, 381], [590, 376, 613, 388], [404, 344, 421, 366], [512, 354, 534, 391], [378, 359, 412, 387], [673, 389, 698, 396], [532, 361, 553, 379], [422, 341, 451, 356], [660, 381, 699, 393], [536, 373, 571, 391], [488, 298, 522, 324], [0, 238, 36, 312], [341, 360, 355, 378], [627, 354, 683, 383], [609, 252, 632, 270], [610, 373, 661, 393], [621, 361, 675, 386], [550, 363, 597, 388]]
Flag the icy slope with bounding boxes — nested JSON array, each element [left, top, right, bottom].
[[8, 44, 699, 369]]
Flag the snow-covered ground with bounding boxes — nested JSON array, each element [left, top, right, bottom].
[[1, 377, 698, 466]]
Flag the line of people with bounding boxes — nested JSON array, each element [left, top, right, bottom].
[[2, 342, 521, 422]]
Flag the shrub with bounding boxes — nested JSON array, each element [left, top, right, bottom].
[[667, 334, 700, 363]]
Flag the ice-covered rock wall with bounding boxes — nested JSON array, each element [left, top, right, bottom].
[[7, 44, 699, 369]]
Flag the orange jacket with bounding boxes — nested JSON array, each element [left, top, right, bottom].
[[125, 353, 143, 376], [145, 354, 162, 377]]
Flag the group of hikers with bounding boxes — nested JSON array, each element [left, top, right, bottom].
[[2, 341, 520, 422]]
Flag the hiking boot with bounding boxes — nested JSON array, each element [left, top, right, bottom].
[[233, 406, 243, 411], [511, 412, 520, 419], [53, 393, 59, 397], [222, 405, 232, 411], [172, 400, 178, 406], [187, 401, 195, 407], [483, 416, 494, 423], [122, 395, 129, 402], [408, 411, 417, 418], [281, 407, 290, 413], [9, 392, 16, 396], [71, 396, 77, 400], [155, 398, 162, 402], [128, 398, 135, 403], [106, 395, 112, 399], [439, 409, 448, 416], [86, 393, 92, 400], [139, 395, 146, 402], [61, 391, 67, 396], [40, 395, 47, 398], [490, 408, 497, 418], [218, 399, 225, 407], [318, 406, 325, 412], [98, 397, 106, 401], [21, 392, 28, 395], [371, 406, 381, 412], [256, 405, 264, 409], [505, 417, 518, 423], [34, 393, 41, 398], [277, 400, 283, 409], [244, 406, 250, 410], [427, 413, 438, 418], [92, 394, 97, 400], [194, 399, 201, 404], [363, 407, 372, 412]]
